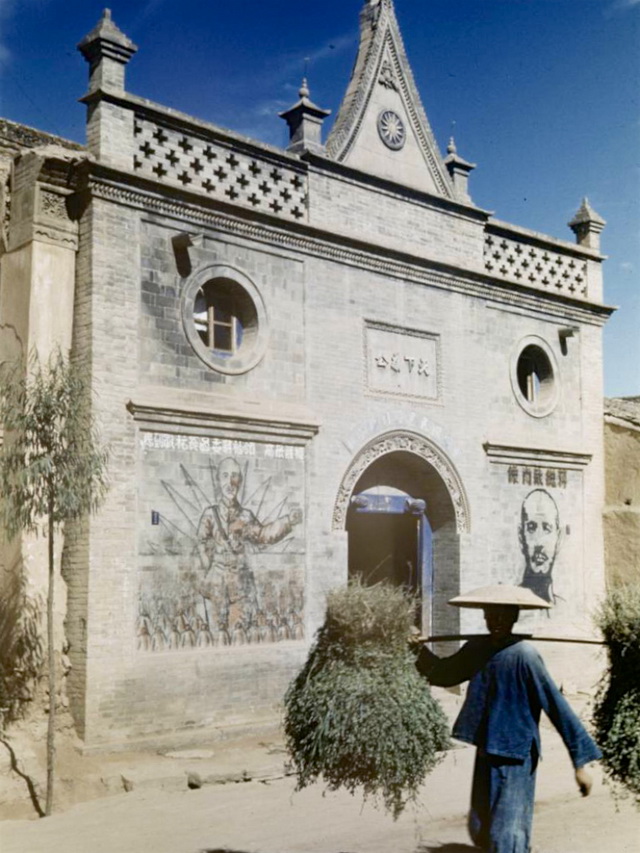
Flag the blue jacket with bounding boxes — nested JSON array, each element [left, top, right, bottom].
[[416, 637, 601, 767]]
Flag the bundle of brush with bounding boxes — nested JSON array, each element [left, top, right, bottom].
[[593, 583, 640, 805], [284, 579, 450, 818]]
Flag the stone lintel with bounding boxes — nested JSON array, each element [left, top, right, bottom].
[[127, 391, 321, 443], [483, 442, 593, 469]]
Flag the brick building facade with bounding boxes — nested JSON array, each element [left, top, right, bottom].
[[0, 1, 613, 749]]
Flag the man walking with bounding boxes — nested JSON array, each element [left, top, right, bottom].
[[414, 584, 601, 853]]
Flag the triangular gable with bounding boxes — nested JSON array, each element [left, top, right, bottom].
[[326, 0, 453, 199]]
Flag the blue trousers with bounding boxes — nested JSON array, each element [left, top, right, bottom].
[[468, 745, 538, 853]]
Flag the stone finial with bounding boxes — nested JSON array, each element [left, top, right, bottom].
[[299, 78, 310, 99], [77, 9, 138, 94], [444, 136, 476, 204], [568, 198, 606, 251], [279, 79, 331, 156]]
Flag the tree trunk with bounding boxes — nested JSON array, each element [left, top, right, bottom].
[[45, 507, 55, 817]]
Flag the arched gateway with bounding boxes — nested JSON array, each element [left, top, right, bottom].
[[333, 431, 470, 637]]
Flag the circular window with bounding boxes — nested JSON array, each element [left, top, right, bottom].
[[182, 265, 268, 375], [510, 336, 559, 418], [377, 109, 406, 151]]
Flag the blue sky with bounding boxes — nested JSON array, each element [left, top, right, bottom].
[[1, 0, 638, 396]]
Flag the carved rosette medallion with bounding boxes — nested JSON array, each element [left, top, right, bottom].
[[332, 430, 470, 533], [39, 189, 68, 220], [377, 109, 406, 150]]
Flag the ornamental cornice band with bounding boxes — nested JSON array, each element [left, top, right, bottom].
[[332, 429, 471, 533], [87, 179, 609, 327]]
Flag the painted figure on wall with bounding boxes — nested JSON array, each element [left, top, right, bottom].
[[196, 457, 302, 642], [138, 437, 306, 651], [518, 488, 561, 603]]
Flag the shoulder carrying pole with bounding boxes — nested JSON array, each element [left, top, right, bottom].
[[417, 633, 604, 646]]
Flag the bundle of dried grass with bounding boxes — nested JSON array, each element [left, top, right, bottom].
[[593, 583, 640, 805], [284, 579, 450, 818]]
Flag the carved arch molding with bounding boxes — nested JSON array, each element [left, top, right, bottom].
[[333, 430, 471, 534]]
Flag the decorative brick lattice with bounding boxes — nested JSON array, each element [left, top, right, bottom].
[[133, 117, 308, 222], [484, 234, 588, 298]]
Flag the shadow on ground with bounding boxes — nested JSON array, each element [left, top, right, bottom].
[[198, 847, 478, 853], [200, 849, 253, 853]]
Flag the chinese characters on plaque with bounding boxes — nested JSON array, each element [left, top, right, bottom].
[[366, 324, 439, 400], [140, 432, 304, 461], [507, 465, 568, 488]]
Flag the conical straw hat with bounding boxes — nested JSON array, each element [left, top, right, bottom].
[[448, 584, 552, 610]]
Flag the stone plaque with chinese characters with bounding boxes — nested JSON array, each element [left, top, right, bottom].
[[365, 323, 439, 400]]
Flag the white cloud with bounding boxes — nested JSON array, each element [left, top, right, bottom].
[[254, 99, 290, 118], [276, 31, 357, 87], [609, 0, 640, 11], [0, 0, 47, 70], [129, 0, 168, 29]]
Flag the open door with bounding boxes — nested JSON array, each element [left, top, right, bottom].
[[347, 488, 432, 631]]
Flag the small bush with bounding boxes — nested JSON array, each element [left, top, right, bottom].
[[593, 583, 640, 805], [284, 580, 450, 818], [0, 568, 43, 731]]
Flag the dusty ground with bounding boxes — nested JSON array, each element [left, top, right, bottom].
[[1, 745, 638, 853], [1, 693, 638, 852]]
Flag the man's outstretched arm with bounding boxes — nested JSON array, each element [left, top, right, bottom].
[[526, 648, 601, 793]]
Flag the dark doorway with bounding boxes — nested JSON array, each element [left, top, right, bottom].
[[347, 489, 432, 630], [348, 511, 419, 591]]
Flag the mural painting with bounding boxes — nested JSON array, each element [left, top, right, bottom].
[[137, 432, 305, 651], [518, 488, 563, 605]]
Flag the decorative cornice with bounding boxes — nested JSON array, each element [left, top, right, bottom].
[[333, 429, 471, 533], [483, 443, 593, 468], [84, 173, 613, 327], [127, 397, 320, 442]]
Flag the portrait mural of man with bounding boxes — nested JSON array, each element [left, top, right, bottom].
[[518, 488, 562, 604], [196, 457, 303, 643], [137, 437, 305, 651]]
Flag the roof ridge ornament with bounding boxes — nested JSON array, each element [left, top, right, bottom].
[[325, 0, 453, 198], [77, 8, 137, 94], [444, 136, 476, 204], [279, 77, 331, 156], [568, 197, 606, 251]]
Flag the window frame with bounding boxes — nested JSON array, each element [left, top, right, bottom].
[[182, 264, 268, 375], [509, 335, 560, 418]]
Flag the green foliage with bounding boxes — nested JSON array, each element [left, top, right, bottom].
[[284, 580, 451, 818], [0, 349, 109, 537], [0, 348, 109, 814], [322, 578, 417, 654], [0, 569, 43, 730], [593, 584, 640, 805]]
